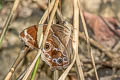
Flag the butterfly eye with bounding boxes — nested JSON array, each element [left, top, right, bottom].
[[44, 53, 51, 59], [45, 43, 50, 49], [63, 57, 68, 62], [52, 58, 57, 63], [57, 58, 63, 64], [44, 42, 51, 51]]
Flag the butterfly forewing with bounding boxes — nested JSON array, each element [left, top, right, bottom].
[[20, 25, 38, 49]]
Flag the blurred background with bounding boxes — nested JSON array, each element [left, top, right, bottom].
[[1, 0, 120, 80]]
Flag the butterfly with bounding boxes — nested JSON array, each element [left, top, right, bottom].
[[19, 23, 71, 70]]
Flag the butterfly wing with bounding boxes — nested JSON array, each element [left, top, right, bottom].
[[19, 25, 38, 49], [20, 24, 72, 70], [41, 24, 72, 70], [51, 24, 71, 48]]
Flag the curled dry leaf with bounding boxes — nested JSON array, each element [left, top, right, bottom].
[[83, 12, 120, 49]]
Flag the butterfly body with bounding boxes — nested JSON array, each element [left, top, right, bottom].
[[20, 24, 71, 70]]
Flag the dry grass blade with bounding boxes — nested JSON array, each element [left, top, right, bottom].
[[73, 0, 84, 80], [42, 0, 59, 46], [54, 70, 59, 80], [78, 0, 99, 80], [22, 0, 59, 79], [39, 0, 56, 24], [17, 69, 27, 80], [0, 0, 20, 48], [37, 25, 44, 48], [4, 46, 30, 80]]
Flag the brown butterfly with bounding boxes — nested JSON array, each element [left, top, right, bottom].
[[19, 24, 71, 70]]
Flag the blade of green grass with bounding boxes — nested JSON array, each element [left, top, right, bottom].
[[31, 56, 40, 80]]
